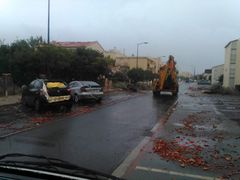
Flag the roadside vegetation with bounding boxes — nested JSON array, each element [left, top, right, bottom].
[[112, 68, 157, 90], [0, 37, 157, 91], [0, 37, 113, 86]]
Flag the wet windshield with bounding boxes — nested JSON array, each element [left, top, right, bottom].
[[0, 0, 240, 179]]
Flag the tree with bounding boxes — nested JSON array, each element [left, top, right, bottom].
[[0, 44, 10, 74], [27, 36, 44, 49], [7, 38, 73, 85], [127, 68, 145, 83], [143, 70, 155, 81], [9, 39, 35, 85], [33, 45, 73, 81], [1, 37, 113, 86], [70, 48, 112, 81], [112, 71, 128, 82]]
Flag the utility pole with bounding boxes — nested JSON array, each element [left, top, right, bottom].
[[194, 66, 196, 80]]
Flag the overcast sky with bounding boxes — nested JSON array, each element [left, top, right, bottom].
[[0, 0, 239, 73]]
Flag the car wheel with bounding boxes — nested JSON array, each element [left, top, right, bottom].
[[21, 96, 27, 106], [153, 91, 160, 96], [172, 92, 178, 96], [34, 99, 42, 112], [73, 94, 79, 103]]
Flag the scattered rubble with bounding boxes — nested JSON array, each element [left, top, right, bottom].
[[153, 111, 240, 179]]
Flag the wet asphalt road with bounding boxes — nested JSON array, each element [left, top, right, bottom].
[[0, 92, 176, 174], [126, 84, 240, 180]]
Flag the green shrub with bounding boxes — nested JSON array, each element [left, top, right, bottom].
[[112, 81, 128, 89]]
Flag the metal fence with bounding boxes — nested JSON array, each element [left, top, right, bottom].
[[0, 74, 20, 97]]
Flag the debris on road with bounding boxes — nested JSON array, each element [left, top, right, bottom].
[[152, 109, 240, 179], [153, 139, 205, 168]]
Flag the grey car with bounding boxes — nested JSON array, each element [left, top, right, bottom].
[[69, 81, 104, 103]]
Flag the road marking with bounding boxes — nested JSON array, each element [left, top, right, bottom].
[[0, 127, 35, 139], [136, 166, 220, 180], [212, 106, 222, 115], [173, 123, 214, 130], [112, 137, 150, 178], [150, 122, 160, 133], [173, 122, 184, 127]]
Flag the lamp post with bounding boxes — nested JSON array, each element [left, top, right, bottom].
[[136, 42, 148, 68], [47, 0, 50, 44]]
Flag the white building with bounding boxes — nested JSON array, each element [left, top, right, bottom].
[[115, 56, 157, 73], [52, 41, 105, 54], [211, 64, 224, 85], [223, 39, 240, 88], [104, 48, 125, 60], [151, 57, 163, 73], [179, 71, 192, 78], [203, 69, 212, 81]]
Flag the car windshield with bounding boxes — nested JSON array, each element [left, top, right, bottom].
[[0, 0, 240, 179]]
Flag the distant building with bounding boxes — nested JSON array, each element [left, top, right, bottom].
[[223, 39, 240, 88], [115, 56, 157, 73], [52, 41, 105, 54], [211, 64, 224, 85], [151, 57, 163, 73], [203, 69, 212, 81], [104, 48, 125, 60], [204, 69, 212, 74], [179, 71, 192, 78]]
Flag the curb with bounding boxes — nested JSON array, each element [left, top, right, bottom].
[[0, 95, 21, 107], [0, 102, 20, 108]]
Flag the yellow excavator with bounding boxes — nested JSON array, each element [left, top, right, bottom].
[[153, 55, 179, 96]]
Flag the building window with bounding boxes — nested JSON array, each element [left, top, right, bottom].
[[229, 67, 235, 78], [230, 48, 237, 64]]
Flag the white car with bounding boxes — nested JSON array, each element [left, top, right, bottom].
[[69, 81, 104, 103]]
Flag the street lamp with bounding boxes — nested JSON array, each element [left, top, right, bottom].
[[136, 42, 148, 68], [47, 0, 50, 44]]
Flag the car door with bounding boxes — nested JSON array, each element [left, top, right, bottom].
[[28, 80, 42, 105], [22, 80, 35, 105], [70, 81, 81, 95]]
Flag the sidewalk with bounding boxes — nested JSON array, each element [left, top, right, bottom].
[[121, 84, 240, 180], [0, 95, 21, 106]]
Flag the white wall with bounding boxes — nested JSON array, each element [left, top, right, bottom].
[[235, 41, 240, 86], [211, 65, 224, 85], [223, 39, 240, 88], [223, 45, 230, 87]]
